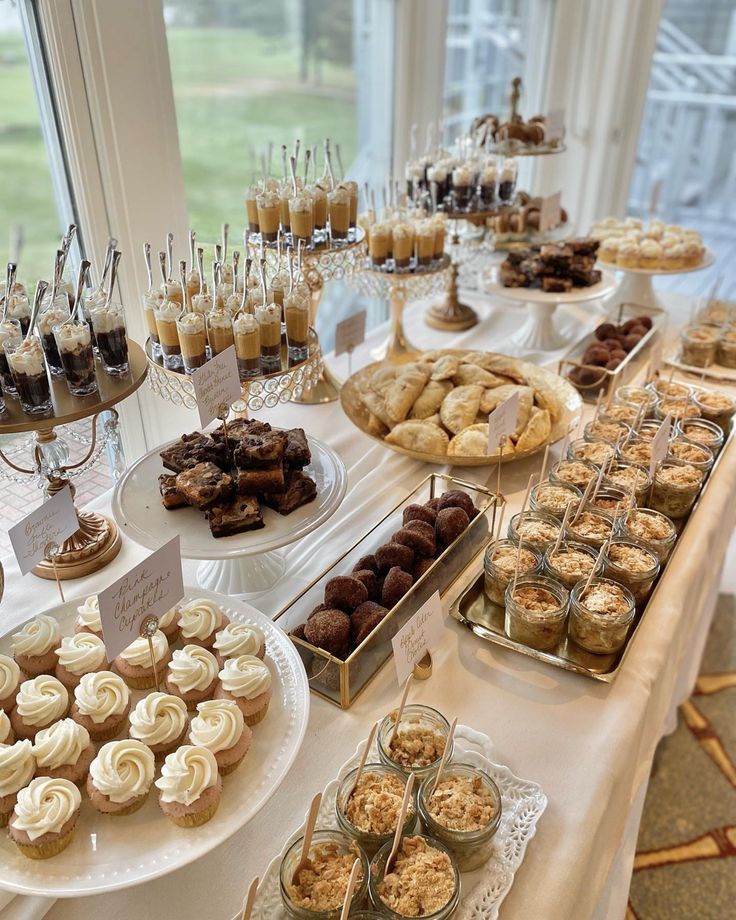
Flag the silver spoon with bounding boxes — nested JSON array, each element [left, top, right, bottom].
[[239, 257, 251, 314], [143, 243, 153, 292], [158, 251, 168, 289], [26, 279, 49, 341], [197, 247, 205, 295], [67, 259, 90, 325], [335, 143, 345, 180], [303, 148, 311, 185], [189, 230, 196, 270], [289, 155, 299, 196], [1, 262, 17, 319], [179, 260, 189, 313], [166, 233, 174, 281], [61, 224, 76, 256], [232, 250, 240, 295], [105, 251, 122, 308], [48, 249, 66, 308], [222, 223, 229, 264], [281, 144, 288, 182], [99, 237, 118, 291]]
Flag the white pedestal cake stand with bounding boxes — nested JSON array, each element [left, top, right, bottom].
[[111, 434, 347, 598], [601, 249, 716, 311]]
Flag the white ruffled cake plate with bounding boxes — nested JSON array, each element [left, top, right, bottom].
[[0, 588, 310, 897], [247, 725, 547, 919]]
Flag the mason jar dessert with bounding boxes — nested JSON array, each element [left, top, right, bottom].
[[285, 293, 309, 363], [618, 437, 652, 467], [603, 461, 651, 506], [543, 541, 602, 591], [369, 835, 460, 920], [154, 299, 183, 371], [667, 438, 714, 475], [677, 418, 724, 455], [206, 310, 234, 358], [619, 508, 677, 563], [649, 459, 703, 519], [53, 321, 97, 397], [616, 384, 658, 413], [549, 458, 598, 491], [716, 329, 736, 368], [256, 189, 281, 243], [650, 379, 691, 401], [603, 539, 659, 607], [328, 185, 351, 242], [587, 486, 631, 514], [504, 575, 570, 650], [37, 301, 70, 377], [653, 397, 700, 423], [599, 403, 639, 424], [90, 302, 129, 375], [417, 765, 501, 872], [377, 705, 451, 781], [529, 481, 582, 519], [4, 335, 51, 415], [565, 509, 614, 550], [483, 539, 542, 607], [679, 324, 720, 367], [335, 764, 417, 858], [255, 302, 282, 373], [635, 420, 666, 442], [567, 437, 615, 468], [692, 389, 736, 431], [176, 311, 207, 374], [568, 578, 636, 655], [507, 510, 561, 553], [583, 418, 631, 445]]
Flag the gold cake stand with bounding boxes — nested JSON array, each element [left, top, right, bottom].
[[0, 340, 148, 580]]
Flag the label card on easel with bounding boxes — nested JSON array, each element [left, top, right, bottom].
[[392, 591, 446, 685], [487, 391, 520, 454], [539, 192, 562, 233], [97, 536, 185, 660], [335, 310, 367, 358], [649, 414, 672, 478], [191, 345, 242, 428], [545, 108, 565, 142], [9, 486, 79, 575]]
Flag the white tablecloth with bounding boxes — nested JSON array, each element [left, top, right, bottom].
[[1, 290, 734, 920]]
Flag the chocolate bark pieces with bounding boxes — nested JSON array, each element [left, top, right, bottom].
[[159, 431, 227, 473], [206, 495, 264, 537], [262, 470, 317, 515], [175, 462, 235, 511], [233, 430, 288, 468], [235, 464, 286, 494], [158, 473, 188, 510], [283, 427, 311, 469]]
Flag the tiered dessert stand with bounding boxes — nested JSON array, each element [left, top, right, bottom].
[[0, 340, 147, 579], [601, 249, 716, 311]]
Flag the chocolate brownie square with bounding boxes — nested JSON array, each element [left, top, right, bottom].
[[175, 462, 235, 511], [262, 471, 317, 515], [571, 269, 602, 287], [211, 418, 272, 448], [235, 465, 286, 494], [284, 428, 311, 469], [233, 430, 288, 468], [207, 495, 264, 537], [567, 238, 600, 257], [159, 474, 188, 510], [541, 275, 573, 293], [160, 432, 227, 473]]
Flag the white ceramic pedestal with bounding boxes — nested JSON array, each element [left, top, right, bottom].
[[510, 301, 569, 351], [197, 552, 287, 598], [611, 270, 663, 311]]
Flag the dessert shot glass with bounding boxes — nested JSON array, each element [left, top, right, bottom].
[[53, 321, 97, 397], [176, 311, 208, 374], [233, 312, 261, 380], [154, 300, 183, 371], [255, 302, 282, 373], [142, 290, 162, 359], [206, 310, 234, 358], [4, 335, 52, 414], [284, 293, 309, 364], [90, 302, 129, 376], [0, 318, 23, 394], [256, 189, 281, 243], [289, 191, 314, 248], [37, 299, 70, 378], [328, 185, 351, 243]]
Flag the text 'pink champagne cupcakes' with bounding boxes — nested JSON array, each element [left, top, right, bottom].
[[157, 605, 181, 645], [164, 645, 219, 711], [213, 622, 266, 669], [12, 615, 61, 677], [9, 776, 81, 859], [74, 596, 103, 638], [128, 692, 188, 759], [0, 654, 22, 712], [0, 709, 14, 746], [0, 740, 35, 827], [215, 655, 272, 726], [177, 598, 229, 650], [155, 744, 222, 828], [87, 739, 156, 816], [54, 633, 109, 690], [189, 699, 252, 776], [71, 671, 130, 742], [10, 675, 69, 741], [114, 630, 171, 691], [31, 718, 95, 786]]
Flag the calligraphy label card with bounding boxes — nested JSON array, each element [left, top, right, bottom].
[[9, 486, 79, 575], [191, 345, 242, 428], [335, 310, 367, 358], [392, 591, 446, 685], [487, 391, 520, 454]]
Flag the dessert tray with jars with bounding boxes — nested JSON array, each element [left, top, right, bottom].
[[450, 378, 735, 682], [663, 299, 736, 383], [0, 587, 309, 896], [248, 714, 547, 918]]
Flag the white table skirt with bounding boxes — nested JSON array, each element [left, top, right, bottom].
[[1, 290, 734, 920]]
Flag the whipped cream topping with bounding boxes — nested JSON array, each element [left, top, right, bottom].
[[0, 319, 21, 347], [207, 310, 233, 331], [0, 740, 35, 797], [191, 293, 213, 314], [55, 322, 92, 351], [213, 623, 264, 660], [6, 293, 30, 320], [155, 744, 219, 806], [129, 692, 187, 747], [178, 599, 224, 641], [55, 633, 106, 676], [219, 655, 271, 700], [89, 740, 155, 804], [0, 653, 20, 700], [178, 311, 205, 334], [0, 709, 11, 744], [12, 614, 60, 657], [117, 630, 168, 667], [167, 645, 218, 694], [158, 606, 178, 630], [74, 671, 129, 724], [89, 304, 125, 333], [37, 305, 70, 335], [15, 676, 68, 727], [75, 595, 101, 633], [155, 300, 181, 322], [12, 776, 81, 841], [32, 718, 90, 770], [233, 313, 258, 335], [189, 699, 244, 753], [255, 302, 281, 327]]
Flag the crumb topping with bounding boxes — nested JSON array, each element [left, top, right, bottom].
[[388, 724, 445, 768], [669, 441, 710, 464], [659, 399, 700, 418], [377, 836, 455, 916], [607, 542, 657, 574], [620, 440, 652, 464], [510, 586, 560, 613], [625, 510, 675, 542], [697, 391, 735, 412], [548, 547, 596, 577], [572, 442, 614, 465], [344, 770, 411, 835], [568, 511, 613, 540], [287, 842, 363, 910], [554, 461, 596, 487], [656, 464, 703, 488], [607, 465, 648, 491], [426, 774, 496, 832], [490, 545, 537, 575], [579, 582, 631, 615], [587, 421, 628, 441], [680, 424, 718, 445], [515, 518, 559, 547], [534, 484, 578, 513], [604, 404, 638, 422]]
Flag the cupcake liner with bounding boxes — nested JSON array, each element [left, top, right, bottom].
[[13, 828, 75, 860], [121, 671, 157, 691], [0, 809, 10, 828], [219, 751, 246, 776], [166, 795, 220, 828], [243, 701, 269, 727], [108, 793, 149, 817], [87, 717, 127, 743]]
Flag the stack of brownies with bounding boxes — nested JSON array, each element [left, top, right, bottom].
[[158, 419, 317, 537], [499, 238, 601, 292]]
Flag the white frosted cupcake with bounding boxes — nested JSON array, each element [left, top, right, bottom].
[[55, 633, 109, 690], [129, 692, 188, 758], [74, 596, 102, 637], [189, 699, 251, 775], [215, 654, 273, 726], [9, 776, 81, 859], [0, 654, 22, 712], [32, 718, 94, 786], [178, 598, 229, 649], [156, 745, 222, 827], [164, 645, 219, 711], [114, 630, 171, 690], [0, 740, 35, 827], [11, 675, 69, 741], [0, 710, 14, 745], [12, 615, 61, 677], [87, 739, 156, 816], [71, 671, 130, 742], [157, 606, 181, 644], [213, 622, 265, 668]]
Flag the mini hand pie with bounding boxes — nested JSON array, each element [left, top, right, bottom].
[[385, 420, 450, 455], [465, 352, 527, 385], [410, 379, 453, 419], [480, 384, 534, 438], [361, 391, 395, 430], [384, 365, 431, 422], [452, 364, 507, 388], [448, 424, 514, 458], [440, 385, 483, 434], [370, 366, 398, 397], [515, 406, 552, 452], [430, 355, 460, 380]]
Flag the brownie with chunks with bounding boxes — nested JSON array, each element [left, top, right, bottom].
[[207, 495, 264, 537], [541, 275, 573, 293], [233, 430, 288, 467], [262, 471, 317, 515], [160, 432, 227, 473], [159, 474, 188, 510], [235, 465, 286, 494], [284, 428, 311, 469], [176, 462, 235, 511], [567, 238, 600, 257], [211, 418, 272, 448]]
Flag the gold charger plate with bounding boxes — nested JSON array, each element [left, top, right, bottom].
[[340, 348, 583, 466]]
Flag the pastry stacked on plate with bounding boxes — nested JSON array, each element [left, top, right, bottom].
[[158, 417, 317, 537], [500, 239, 601, 292], [356, 351, 560, 458]]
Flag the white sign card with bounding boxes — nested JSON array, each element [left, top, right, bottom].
[[649, 413, 672, 478], [487, 390, 520, 454], [539, 192, 562, 233], [392, 590, 446, 685], [98, 536, 185, 660], [191, 345, 242, 428], [545, 108, 565, 142], [335, 310, 367, 358], [9, 486, 79, 575]]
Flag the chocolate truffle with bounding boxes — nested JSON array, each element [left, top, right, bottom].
[[352, 569, 379, 600], [413, 556, 435, 580], [351, 602, 388, 646], [436, 506, 470, 546], [402, 504, 437, 527], [324, 576, 369, 612], [304, 608, 351, 658], [392, 524, 436, 557], [382, 566, 414, 608], [437, 489, 475, 518], [376, 542, 414, 574], [352, 553, 378, 574]]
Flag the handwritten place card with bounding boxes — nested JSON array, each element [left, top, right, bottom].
[[9, 487, 79, 575], [545, 108, 565, 142], [392, 590, 446, 685], [335, 310, 367, 358], [98, 536, 184, 660], [539, 192, 562, 233], [650, 413, 672, 478], [487, 390, 520, 454], [191, 345, 242, 428]]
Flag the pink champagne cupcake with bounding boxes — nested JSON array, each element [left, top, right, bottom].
[[189, 699, 252, 775], [114, 630, 171, 690], [157, 605, 181, 645], [128, 692, 188, 759], [0, 654, 22, 712], [87, 739, 156, 816], [32, 718, 95, 786], [11, 675, 69, 741], [12, 615, 61, 677], [155, 745, 222, 827], [215, 655, 272, 726], [0, 710, 14, 746], [164, 645, 219, 711], [55, 633, 109, 690], [0, 740, 35, 827], [9, 776, 81, 859], [213, 622, 266, 669], [71, 671, 130, 742], [74, 596, 103, 638], [178, 598, 229, 650]]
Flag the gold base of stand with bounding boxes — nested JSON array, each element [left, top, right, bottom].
[[32, 512, 122, 580], [292, 364, 342, 404], [425, 264, 479, 332]]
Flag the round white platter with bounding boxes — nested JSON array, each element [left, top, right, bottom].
[[598, 249, 716, 312], [597, 248, 716, 276], [0, 587, 310, 897]]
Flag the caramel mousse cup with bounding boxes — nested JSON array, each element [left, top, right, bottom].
[[206, 310, 234, 357], [155, 300, 183, 370], [160, 280, 184, 307], [343, 180, 359, 233], [310, 182, 329, 235], [289, 191, 314, 247], [368, 222, 390, 267], [5, 336, 52, 414], [142, 290, 162, 356], [233, 313, 260, 380], [245, 184, 260, 233], [269, 271, 290, 313], [328, 186, 351, 242], [391, 223, 413, 270], [37, 302, 70, 378], [176, 311, 207, 374], [284, 293, 309, 363], [256, 189, 281, 243], [279, 185, 292, 234], [191, 291, 213, 316], [53, 321, 97, 396], [504, 575, 570, 650], [0, 318, 22, 393], [255, 302, 282, 372], [185, 270, 200, 310], [568, 578, 636, 655], [415, 221, 435, 267], [431, 214, 446, 261], [90, 302, 129, 376]]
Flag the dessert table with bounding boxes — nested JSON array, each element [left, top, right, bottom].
[[1, 288, 734, 920]]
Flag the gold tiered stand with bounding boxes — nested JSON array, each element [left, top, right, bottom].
[[0, 340, 148, 579]]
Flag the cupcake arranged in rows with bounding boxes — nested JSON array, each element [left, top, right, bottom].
[[212, 622, 265, 668], [0, 709, 14, 745], [128, 691, 188, 758], [0, 654, 21, 712], [164, 645, 219, 710], [0, 740, 35, 827], [8, 776, 81, 859], [74, 596, 103, 638], [87, 739, 156, 816], [11, 675, 69, 741], [178, 598, 229, 650], [188, 699, 251, 775], [31, 718, 95, 785], [54, 633, 109, 690], [215, 655, 272, 726], [12, 615, 61, 677], [70, 671, 130, 742], [155, 745, 222, 827], [114, 630, 171, 690]]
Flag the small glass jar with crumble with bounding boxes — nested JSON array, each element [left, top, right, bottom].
[[636, 419, 668, 442], [603, 539, 660, 607], [549, 458, 598, 491], [568, 578, 636, 655], [587, 486, 631, 515], [603, 461, 651, 506], [692, 389, 736, 431], [615, 384, 658, 415], [649, 379, 691, 401], [667, 438, 714, 475], [583, 418, 632, 445], [717, 329, 736, 368], [679, 323, 720, 367], [529, 480, 581, 519], [377, 706, 451, 781], [599, 403, 639, 425], [543, 541, 602, 591], [567, 437, 615, 468], [484, 540, 543, 607], [676, 418, 724, 456], [565, 508, 615, 550], [653, 396, 701, 423], [507, 510, 561, 553], [618, 436, 652, 468], [504, 575, 570, 650], [417, 764, 502, 872], [280, 830, 370, 919], [649, 459, 704, 519], [619, 508, 677, 563]]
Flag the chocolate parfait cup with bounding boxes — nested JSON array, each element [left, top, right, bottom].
[[4, 336, 52, 415], [0, 318, 22, 394], [90, 302, 129, 376], [53, 321, 97, 397], [37, 300, 70, 378]]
